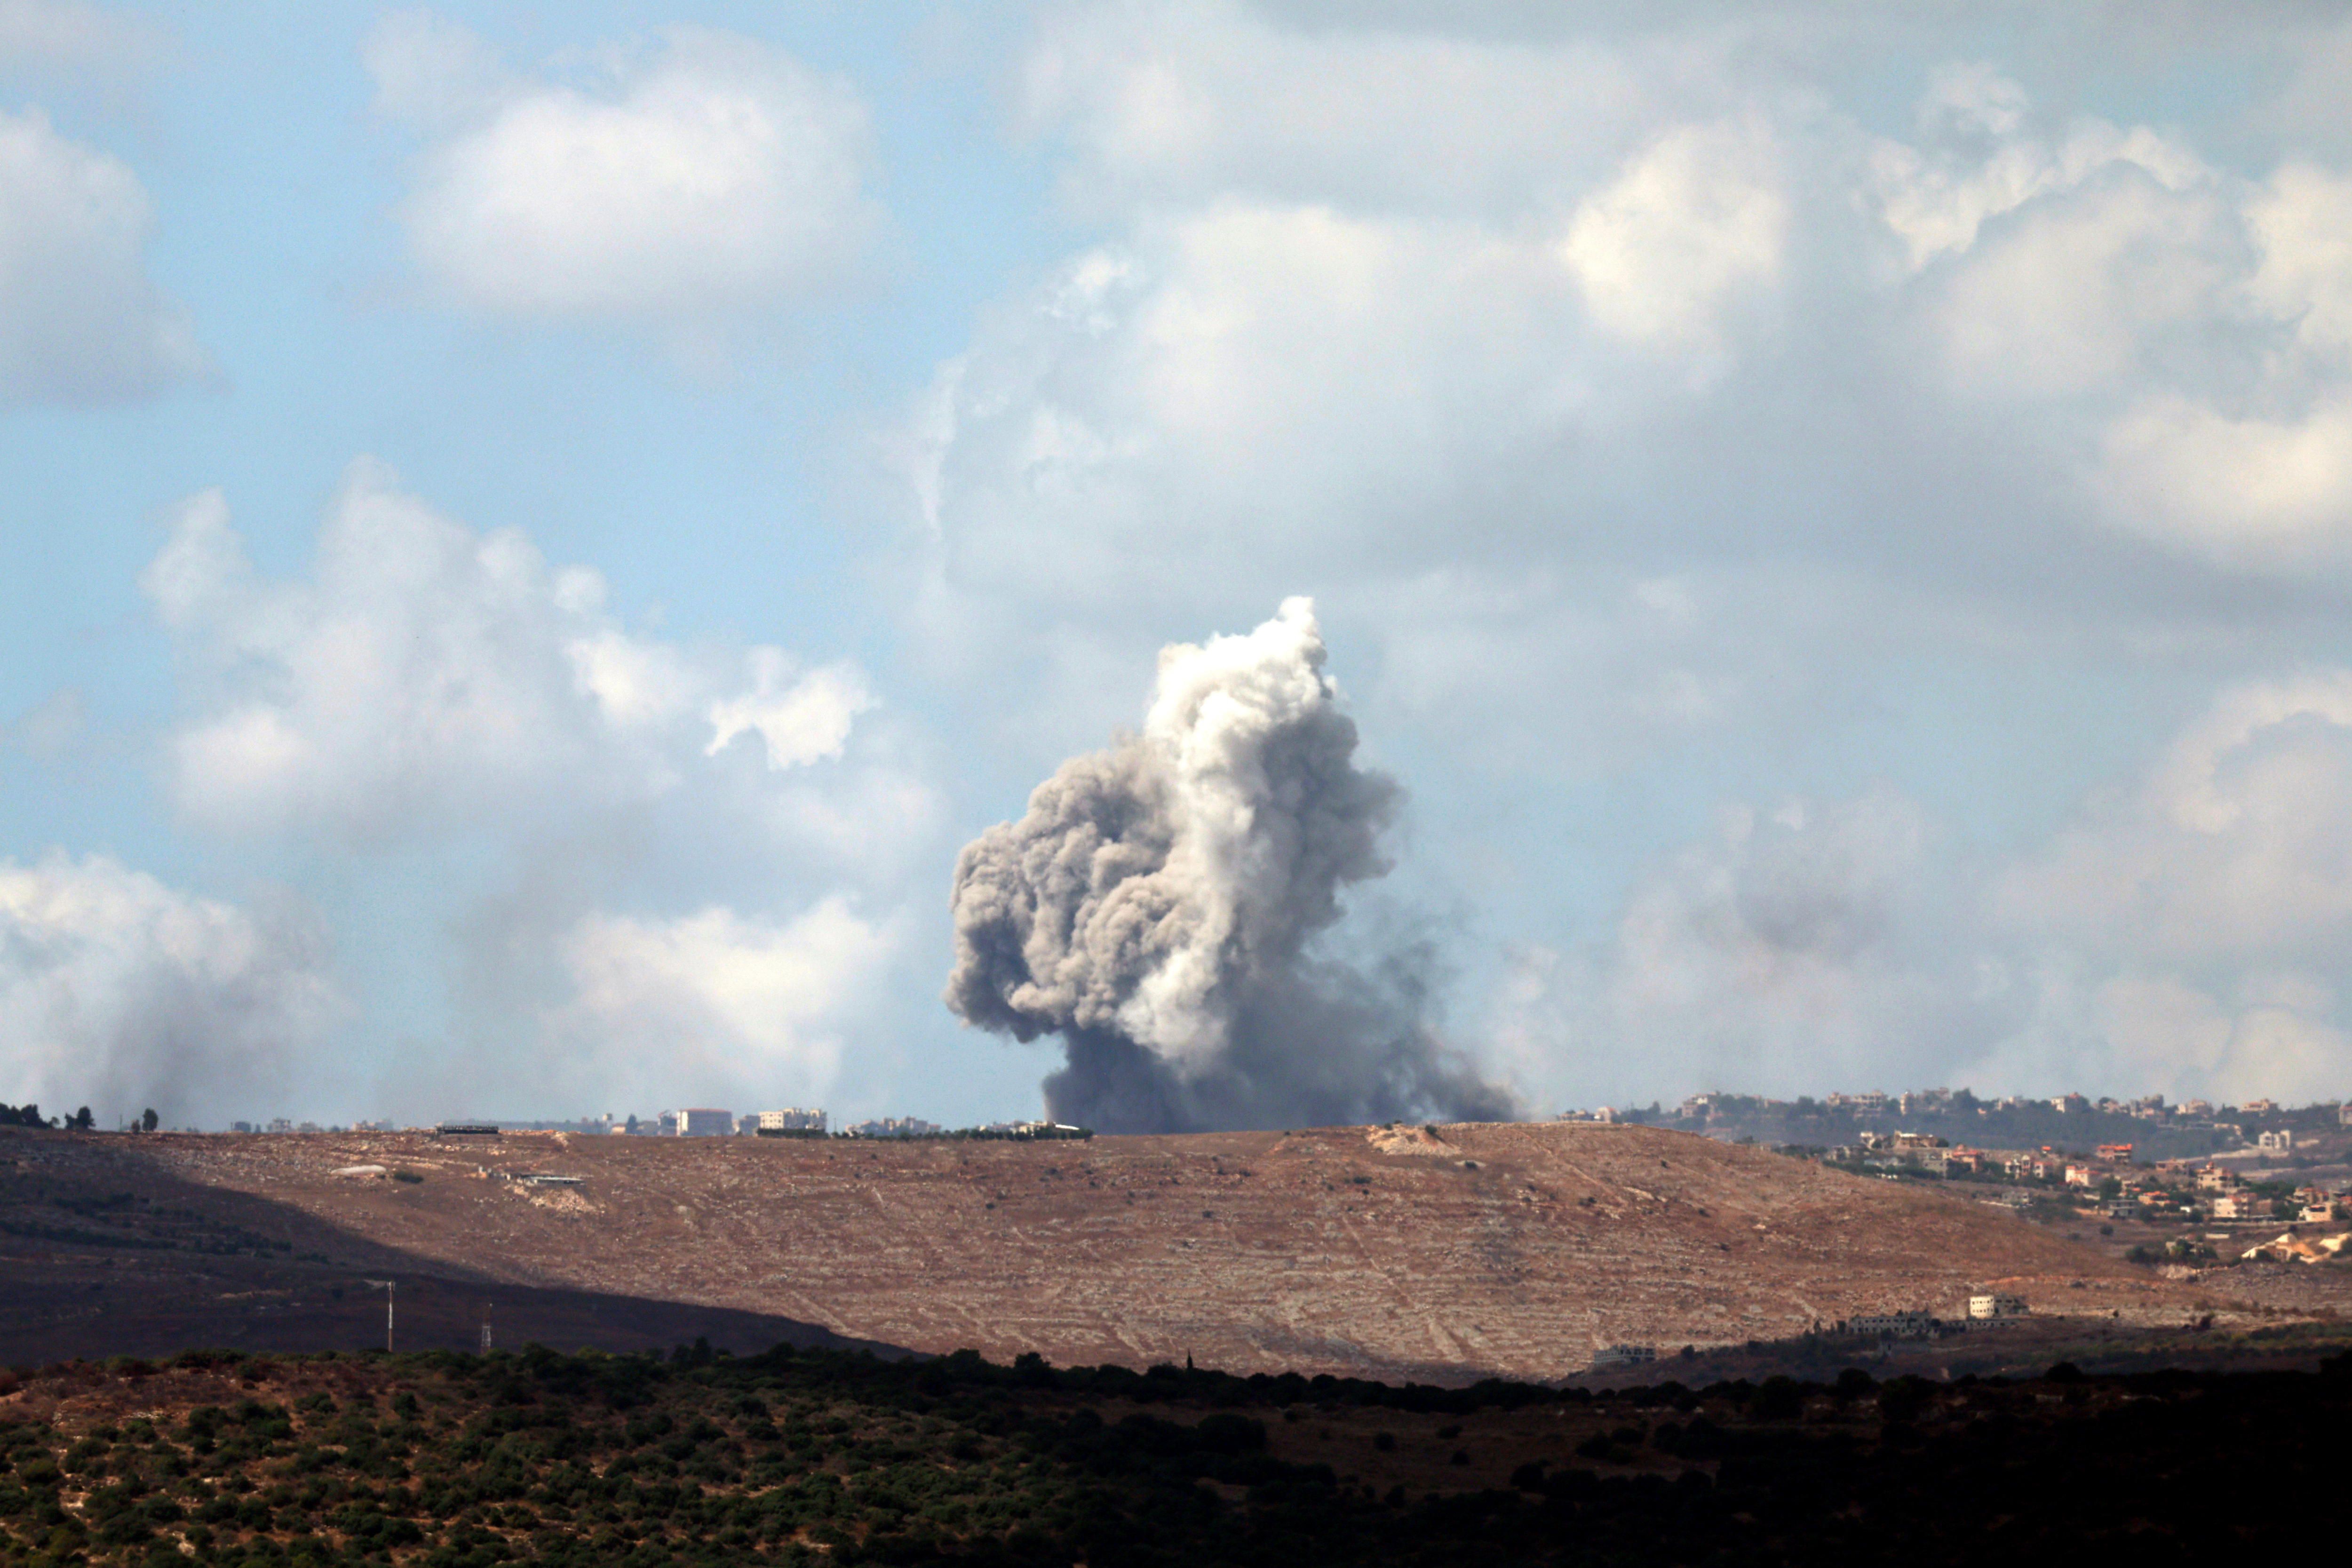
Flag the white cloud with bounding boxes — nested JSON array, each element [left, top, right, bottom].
[[1932, 174, 2231, 400], [373, 16, 878, 334], [550, 896, 894, 1110], [2094, 394, 2352, 567], [1868, 80, 2208, 274], [1560, 118, 1785, 350], [0, 106, 200, 405], [1506, 672, 2352, 1107], [707, 647, 873, 770], [143, 459, 876, 846], [2246, 163, 2352, 357], [137, 460, 939, 1121], [2004, 672, 2352, 960], [0, 853, 340, 1125]]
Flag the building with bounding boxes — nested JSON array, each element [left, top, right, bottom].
[[2095, 1142, 2136, 1162], [2257, 1129, 2295, 1154], [752, 1107, 827, 1135], [2064, 1164, 2096, 1187], [2051, 1093, 2090, 1115], [2196, 1166, 2235, 1192], [1849, 1312, 1936, 1341], [2211, 1193, 2268, 1221], [674, 1108, 734, 1137], [1591, 1344, 1658, 1368], [845, 1116, 942, 1138], [1968, 1293, 2028, 1320]]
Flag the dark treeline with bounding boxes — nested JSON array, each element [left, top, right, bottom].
[[2, 1340, 2348, 1564], [0, 1105, 89, 1130], [1, 1106, 155, 1132]]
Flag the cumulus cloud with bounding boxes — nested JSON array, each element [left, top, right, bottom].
[[370, 14, 878, 337], [2003, 672, 2352, 962], [1506, 672, 2352, 1109], [903, 15, 2352, 693], [549, 896, 894, 1112], [143, 459, 874, 845], [707, 649, 873, 771], [1560, 118, 1785, 351], [135, 460, 930, 1120], [0, 105, 200, 405], [947, 597, 1514, 1132], [0, 853, 339, 1126], [2094, 394, 2352, 567], [2246, 164, 2352, 358]]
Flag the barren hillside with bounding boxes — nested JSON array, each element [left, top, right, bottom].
[[30, 1119, 2250, 1382]]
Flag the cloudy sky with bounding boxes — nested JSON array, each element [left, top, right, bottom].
[[7, 0, 2352, 1128]]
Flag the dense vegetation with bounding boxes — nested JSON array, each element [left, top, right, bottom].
[[0, 1343, 2345, 1565]]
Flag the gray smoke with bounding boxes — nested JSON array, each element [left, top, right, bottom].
[[946, 597, 1517, 1133]]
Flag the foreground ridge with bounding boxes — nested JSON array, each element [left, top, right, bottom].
[[1, 1343, 2349, 1565]]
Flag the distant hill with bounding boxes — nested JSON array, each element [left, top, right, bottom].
[[1, 1120, 2256, 1382]]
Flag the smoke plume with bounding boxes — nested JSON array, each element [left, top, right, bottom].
[[946, 597, 1516, 1132]]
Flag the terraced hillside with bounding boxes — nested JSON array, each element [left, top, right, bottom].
[[4, 1121, 2246, 1382]]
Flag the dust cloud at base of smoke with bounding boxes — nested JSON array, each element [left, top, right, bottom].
[[946, 597, 1518, 1133]]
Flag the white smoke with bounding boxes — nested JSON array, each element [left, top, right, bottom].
[[946, 597, 1515, 1132], [0, 852, 340, 1125]]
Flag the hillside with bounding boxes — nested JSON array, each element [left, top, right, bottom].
[[7, 1343, 2352, 1565], [5, 1120, 2251, 1381]]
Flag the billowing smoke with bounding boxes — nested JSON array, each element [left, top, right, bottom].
[[946, 597, 1517, 1132]]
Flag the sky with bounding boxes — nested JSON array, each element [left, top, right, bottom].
[[6, 0, 2352, 1129]]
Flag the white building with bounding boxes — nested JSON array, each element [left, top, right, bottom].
[[1967, 1294, 2028, 1320], [674, 1107, 734, 1137], [1849, 1312, 1936, 1340]]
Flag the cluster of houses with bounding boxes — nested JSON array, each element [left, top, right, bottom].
[[1815, 1130, 2348, 1230]]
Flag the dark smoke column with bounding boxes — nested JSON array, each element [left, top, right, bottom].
[[946, 597, 1517, 1133]]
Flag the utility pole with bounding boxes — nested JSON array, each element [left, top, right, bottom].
[[365, 1279, 395, 1353]]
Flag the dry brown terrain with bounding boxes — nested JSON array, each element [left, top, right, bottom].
[[6, 1118, 2294, 1382]]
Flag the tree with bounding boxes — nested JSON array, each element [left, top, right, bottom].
[[141, 1107, 159, 1133], [71, 1106, 95, 1131]]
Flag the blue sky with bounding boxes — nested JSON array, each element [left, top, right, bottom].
[[7, 0, 2352, 1128]]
